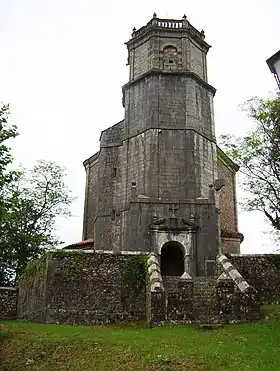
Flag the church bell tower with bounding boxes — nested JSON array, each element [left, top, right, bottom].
[[83, 14, 220, 277]]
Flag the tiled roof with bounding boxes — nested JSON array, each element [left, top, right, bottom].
[[63, 239, 94, 249]]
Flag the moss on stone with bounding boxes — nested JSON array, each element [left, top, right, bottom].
[[51, 250, 89, 280], [20, 254, 47, 283], [264, 254, 280, 269], [122, 255, 148, 300]]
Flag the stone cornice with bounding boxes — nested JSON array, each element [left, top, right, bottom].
[[83, 151, 99, 168], [122, 69, 216, 96], [221, 229, 244, 243], [217, 146, 239, 173]]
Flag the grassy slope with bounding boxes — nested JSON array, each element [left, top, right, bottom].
[[1, 306, 280, 371]]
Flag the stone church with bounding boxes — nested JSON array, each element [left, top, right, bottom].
[[2, 14, 263, 327], [82, 14, 243, 277]]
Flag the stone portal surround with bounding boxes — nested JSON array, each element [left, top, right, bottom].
[[153, 231, 193, 277]]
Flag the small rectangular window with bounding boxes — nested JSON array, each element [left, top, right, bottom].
[[111, 210, 116, 220], [113, 167, 117, 178], [205, 260, 216, 277]]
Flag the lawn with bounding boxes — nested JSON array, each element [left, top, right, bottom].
[[1, 306, 280, 371]]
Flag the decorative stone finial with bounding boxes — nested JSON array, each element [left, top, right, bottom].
[[201, 29, 205, 39], [153, 12, 157, 18], [182, 14, 188, 28], [152, 210, 158, 220], [131, 27, 136, 37]]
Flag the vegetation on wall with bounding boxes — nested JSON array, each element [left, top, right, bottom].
[[264, 254, 280, 270], [20, 253, 47, 283], [52, 250, 89, 279], [122, 255, 148, 302]]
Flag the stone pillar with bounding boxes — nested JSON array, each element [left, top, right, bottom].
[[146, 253, 167, 327]]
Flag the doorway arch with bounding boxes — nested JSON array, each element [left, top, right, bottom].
[[160, 241, 184, 276]]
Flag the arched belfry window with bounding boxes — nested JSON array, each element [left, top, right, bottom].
[[164, 45, 177, 54], [163, 45, 180, 71]]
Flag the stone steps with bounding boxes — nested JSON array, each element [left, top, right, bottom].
[[162, 276, 184, 293]]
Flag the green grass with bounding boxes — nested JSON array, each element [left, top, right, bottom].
[[1, 305, 280, 370]]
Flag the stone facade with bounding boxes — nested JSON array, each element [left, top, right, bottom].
[[82, 15, 242, 275], [0, 287, 18, 319]]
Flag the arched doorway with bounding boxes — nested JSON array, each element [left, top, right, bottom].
[[160, 241, 184, 276]]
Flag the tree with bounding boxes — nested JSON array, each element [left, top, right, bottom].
[[0, 160, 74, 283], [220, 94, 280, 235], [0, 103, 19, 220]]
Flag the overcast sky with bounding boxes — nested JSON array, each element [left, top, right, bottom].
[[0, 0, 279, 253]]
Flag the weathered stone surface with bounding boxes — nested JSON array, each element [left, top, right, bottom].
[[229, 255, 280, 303], [216, 280, 260, 323], [82, 14, 242, 270], [17, 256, 47, 322], [10, 15, 259, 328], [15, 250, 265, 326], [0, 287, 18, 319], [166, 278, 194, 322], [18, 251, 147, 325]]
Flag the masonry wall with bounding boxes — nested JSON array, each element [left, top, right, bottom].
[[189, 40, 205, 80], [217, 157, 237, 232], [229, 255, 280, 303], [123, 75, 215, 140], [0, 287, 18, 319], [18, 251, 147, 325], [220, 237, 240, 255], [17, 260, 47, 322]]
